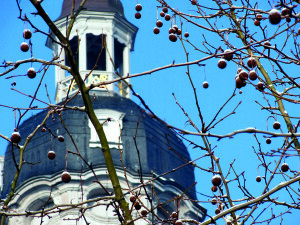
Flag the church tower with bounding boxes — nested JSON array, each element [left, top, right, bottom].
[[1, 1, 206, 224]]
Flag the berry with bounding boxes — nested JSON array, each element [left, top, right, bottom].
[[281, 8, 290, 16], [160, 11, 165, 17], [247, 57, 257, 68], [23, 29, 32, 39], [20, 42, 29, 52], [171, 212, 178, 218], [184, 32, 189, 38], [263, 41, 271, 48], [134, 202, 141, 210], [266, 138, 271, 144], [130, 196, 136, 203], [175, 220, 183, 225], [215, 208, 220, 214], [203, 81, 209, 89], [169, 34, 177, 42], [169, 28, 176, 34], [153, 27, 160, 34], [254, 20, 260, 26], [163, 7, 168, 13], [141, 209, 148, 217], [135, 4, 142, 11], [11, 131, 21, 143], [27, 67, 36, 79], [239, 70, 248, 80], [41, 127, 46, 132], [286, 17, 291, 23], [237, 68, 243, 73], [61, 171, 71, 183], [165, 14, 171, 21], [135, 12, 141, 19], [191, 0, 197, 5], [58, 135, 65, 142], [172, 25, 179, 33], [249, 70, 258, 81], [211, 198, 217, 205], [273, 121, 281, 130], [48, 150, 56, 160], [211, 186, 218, 192], [269, 9, 281, 25], [256, 176, 261, 182], [217, 58, 227, 69], [156, 20, 163, 28], [281, 163, 289, 172], [257, 82, 265, 91], [212, 175, 222, 186], [176, 29, 182, 35], [256, 14, 263, 21], [235, 78, 243, 89], [224, 49, 233, 61]]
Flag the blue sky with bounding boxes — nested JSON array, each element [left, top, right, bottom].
[[0, 0, 299, 224]]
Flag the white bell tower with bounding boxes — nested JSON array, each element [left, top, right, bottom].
[[46, 0, 138, 103]]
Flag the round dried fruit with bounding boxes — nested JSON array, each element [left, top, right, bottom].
[[211, 198, 217, 205], [169, 34, 177, 42], [135, 4, 142, 11], [266, 138, 271, 144], [141, 209, 148, 217], [21, 42, 29, 52], [184, 32, 189, 38], [58, 135, 65, 142], [175, 220, 183, 225], [254, 20, 260, 26], [217, 58, 227, 69], [269, 9, 281, 25], [212, 174, 222, 186], [273, 121, 281, 130], [224, 49, 233, 61], [247, 57, 257, 68], [249, 70, 258, 81], [156, 20, 163, 28], [48, 150, 56, 160], [239, 70, 248, 80], [256, 13, 263, 21], [160, 11, 165, 17], [256, 176, 261, 182], [257, 82, 265, 91], [130, 195, 136, 203], [203, 81, 209, 89], [211, 186, 218, 192], [11, 131, 21, 143], [281, 163, 289, 172], [23, 29, 32, 39], [171, 211, 178, 218], [153, 27, 160, 34], [135, 12, 141, 19], [27, 67, 36, 79], [165, 14, 171, 21], [61, 171, 71, 183]]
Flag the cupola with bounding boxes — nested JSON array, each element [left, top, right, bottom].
[[46, 0, 138, 102]]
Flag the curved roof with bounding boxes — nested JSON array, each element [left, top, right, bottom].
[[2, 95, 197, 200], [57, 0, 124, 20]]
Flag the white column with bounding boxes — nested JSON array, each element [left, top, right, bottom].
[[123, 42, 131, 98]]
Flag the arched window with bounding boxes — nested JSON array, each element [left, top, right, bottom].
[[65, 36, 79, 68], [86, 33, 106, 71]]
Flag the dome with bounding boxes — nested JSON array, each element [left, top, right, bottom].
[[57, 0, 124, 20], [1, 95, 198, 200]]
